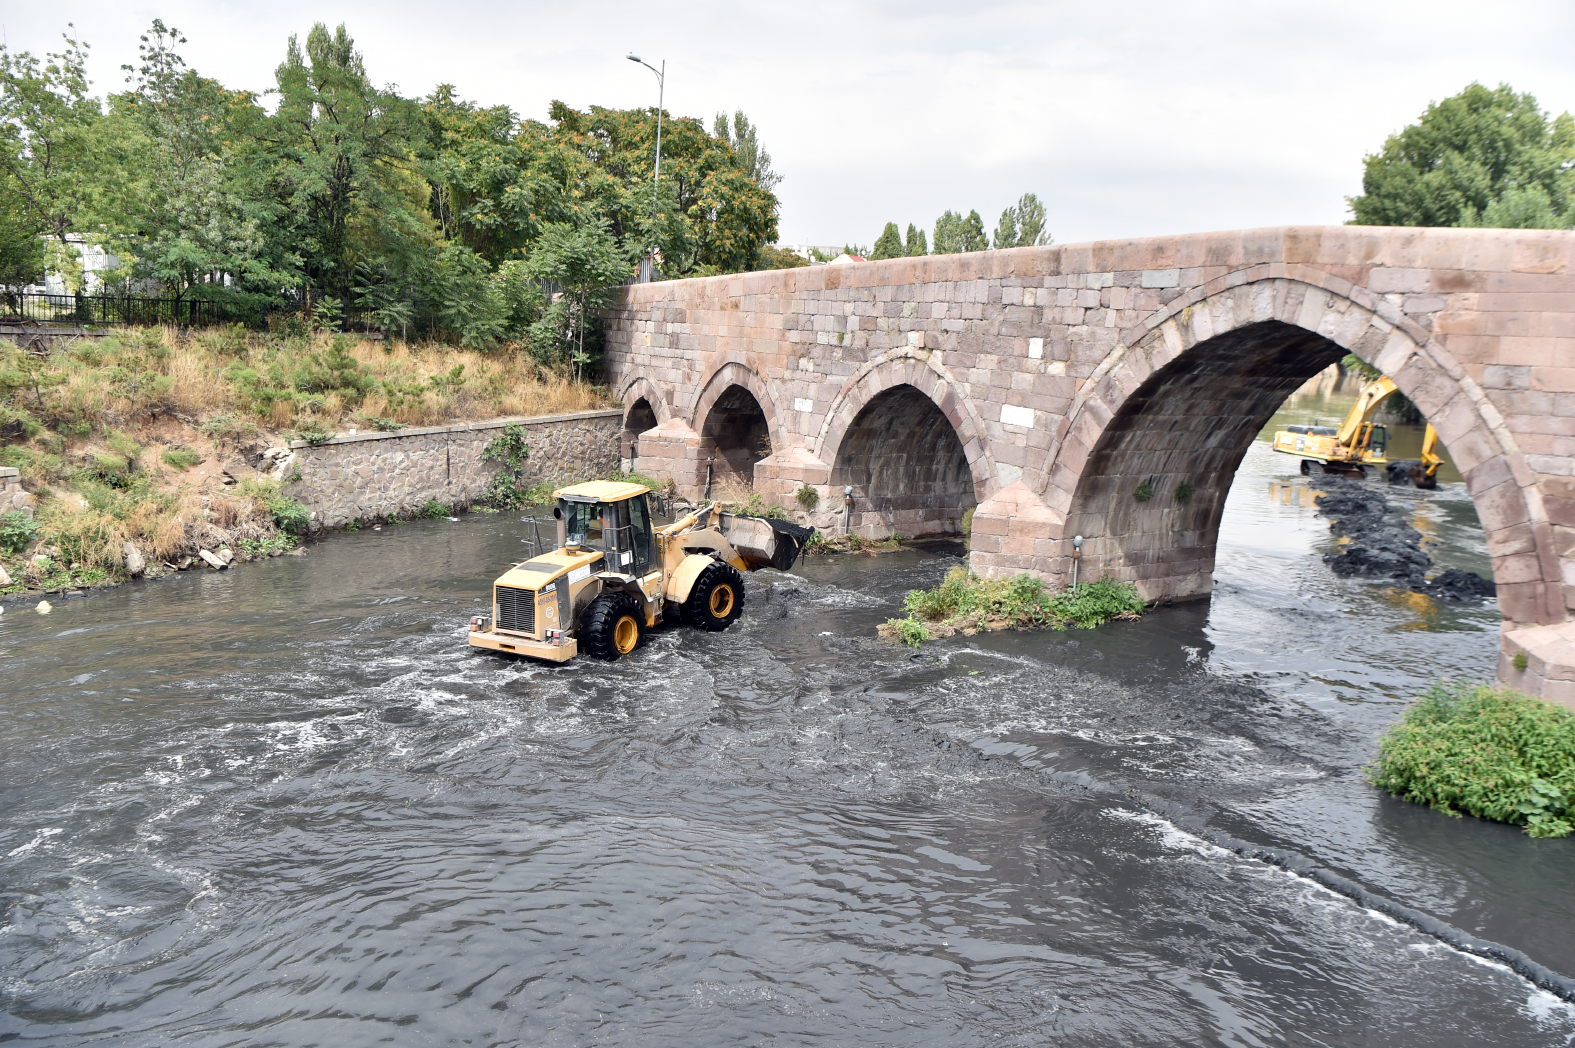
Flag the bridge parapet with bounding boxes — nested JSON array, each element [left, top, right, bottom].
[[603, 226, 1575, 702]]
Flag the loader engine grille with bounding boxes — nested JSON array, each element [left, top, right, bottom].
[[494, 585, 536, 635]]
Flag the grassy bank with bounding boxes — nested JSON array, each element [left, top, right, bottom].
[[880, 567, 1145, 646], [0, 328, 613, 592], [1370, 681, 1575, 838]]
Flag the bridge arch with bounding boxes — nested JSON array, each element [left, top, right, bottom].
[[816, 351, 995, 538], [617, 373, 669, 462], [1045, 276, 1562, 626], [691, 360, 781, 489]]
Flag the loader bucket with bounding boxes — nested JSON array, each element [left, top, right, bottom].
[[718, 513, 816, 571]]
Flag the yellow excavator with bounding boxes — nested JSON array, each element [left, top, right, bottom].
[[1271, 376, 1442, 488]]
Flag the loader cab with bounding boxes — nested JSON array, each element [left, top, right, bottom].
[[554, 481, 656, 577]]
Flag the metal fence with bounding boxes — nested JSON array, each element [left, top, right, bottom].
[[0, 290, 377, 333]]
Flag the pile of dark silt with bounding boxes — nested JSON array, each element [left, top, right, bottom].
[[1311, 476, 1495, 602]]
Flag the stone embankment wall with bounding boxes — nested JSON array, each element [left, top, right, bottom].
[[284, 410, 621, 528]]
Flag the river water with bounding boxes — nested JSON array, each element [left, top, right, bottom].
[[4, 384, 1574, 1046]]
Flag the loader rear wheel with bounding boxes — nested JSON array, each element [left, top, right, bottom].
[[684, 562, 745, 632], [582, 593, 644, 660]]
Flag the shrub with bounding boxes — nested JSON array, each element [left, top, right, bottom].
[[162, 447, 202, 470], [238, 478, 311, 535], [1174, 481, 1194, 503], [421, 499, 451, 519], [0, 510, 39, 555], [890, 617, 930, 648], [1133, 481, 1153, 502], [1370, 681, 1575, 837], [481, 423, 534, 508], [795, 484, 820, 511], [291, 423, 334, 446]]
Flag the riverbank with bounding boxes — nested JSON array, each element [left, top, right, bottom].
[[0, 328, 615, 594]]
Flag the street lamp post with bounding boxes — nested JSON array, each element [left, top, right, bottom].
[[626, 53, 664, 279]]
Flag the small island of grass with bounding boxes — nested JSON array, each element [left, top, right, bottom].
[[1371, 681, 1575, 838], [879, 567, 1145, 647]]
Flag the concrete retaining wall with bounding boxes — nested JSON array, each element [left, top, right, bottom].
[[285, 410, 622, 528]]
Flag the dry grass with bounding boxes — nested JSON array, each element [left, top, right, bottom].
[[1, 327, 611, 438], [1, 327, 613, 588]]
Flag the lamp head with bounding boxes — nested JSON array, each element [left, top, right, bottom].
[[1073, 534, 1084, 550], [626, 53, 641, 63]]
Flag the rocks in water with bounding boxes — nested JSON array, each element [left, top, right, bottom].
[[0, 563, 10, 587], [197, 549, 227, 570], [217, 548, 235, 565], [1311, 475, 1495, 601], [1418, 567, 1497, 602], [36, 600, 51, 614], [176, 556, 193, 571], [122, 541, 146, 577]]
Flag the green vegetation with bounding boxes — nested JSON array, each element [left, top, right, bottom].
[[794, 483, 819, 511], [802, 530, 902, 556], [161, 447, 201, 469], [1371, 681, 1575, 838], [720, 491, 788, 518], [991, 193, 1053, 249], [481, 423, 533, 508], [1133, 481, 1154, 502], [1348, 83, 1574, 229], [1174, 481, 1194, 504], [0, 510, 39, 555], [1, 20, 784, 359], [883, 567, 1145, 645], [932, 210, 989, 254], [871, 222, 905, 261], [236, 479, 310, 535], [420, 499, 451, 519]]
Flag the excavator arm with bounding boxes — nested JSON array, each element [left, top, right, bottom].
[[1335, 376, 1398, 446]]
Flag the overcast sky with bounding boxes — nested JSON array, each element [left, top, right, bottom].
[[5, 1, 1573, 248]]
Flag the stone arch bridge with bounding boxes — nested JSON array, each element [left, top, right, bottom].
[[603, 226, 1575, 703]]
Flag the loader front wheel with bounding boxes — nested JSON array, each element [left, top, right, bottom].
[[582, 593, 644, 660], [684, 562, 745, 632]]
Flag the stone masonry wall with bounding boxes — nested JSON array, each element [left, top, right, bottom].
[[284, 410, 621, 528], [601, 226, 1575, 705]]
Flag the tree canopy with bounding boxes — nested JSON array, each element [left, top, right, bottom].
[[0, 20, 783, 361], [1348, 82, 1575, 229]]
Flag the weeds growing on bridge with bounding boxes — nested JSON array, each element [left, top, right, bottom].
[[880, 567, 1144, 646], [1370, 681, 1575, 838]]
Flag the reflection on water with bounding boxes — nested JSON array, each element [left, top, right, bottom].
[[0, 370, 1566, 1046]]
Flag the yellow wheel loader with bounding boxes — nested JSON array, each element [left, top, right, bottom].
[[1271, 376, 1442, 488], [466, 480, 814, 662]]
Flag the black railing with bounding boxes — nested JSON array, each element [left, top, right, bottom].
[[0, 290, 377, 333]]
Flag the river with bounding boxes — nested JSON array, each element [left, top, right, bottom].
[[3, 381, 1573, 1046]]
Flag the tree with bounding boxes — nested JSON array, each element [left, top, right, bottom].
[[992, 206, 1019, 249], [905, 223, 927, 256], [933, 210, 966, 255], [1348, 82, 1575, 228], [115, 21, 275, 308], [265, 23, 421, 302], [524, 220, 631, 382], [0, 28, 106, 243], [992, 192, 1053, 248], [1015, 192, 1051, 246], [960, 209, 988, 251], [871, 221, 904, 260], [711, 110, 780, 193]]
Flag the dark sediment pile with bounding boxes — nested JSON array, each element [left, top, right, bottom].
[[1311, 477, 1495, 602]]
